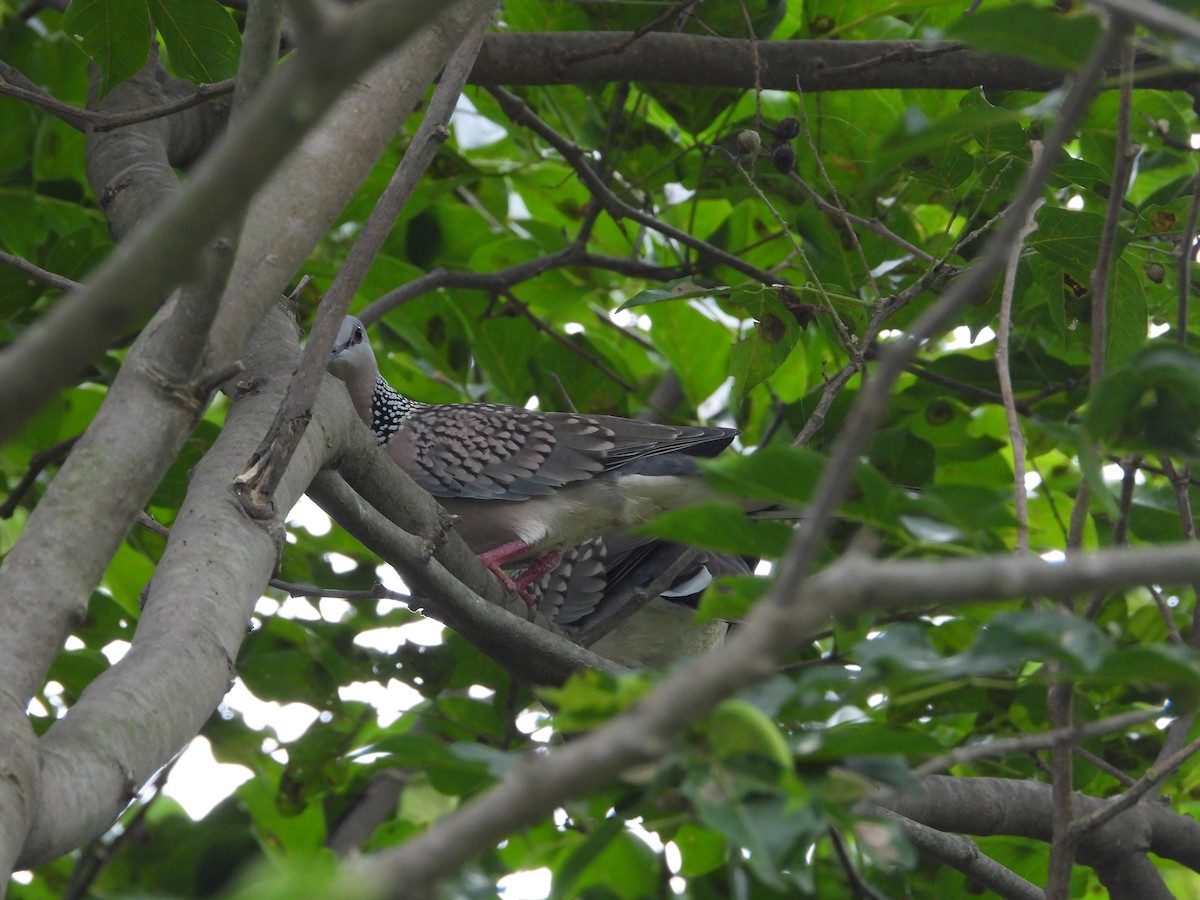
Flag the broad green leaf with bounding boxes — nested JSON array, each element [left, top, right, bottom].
[[1107, 260, 1148, 369], [63, 0, 153, 96], [149, 0, 241, 84], [672, 824, 727, 878], [638, 502, 795, 557], [646, 302, 732, 409], [1084, 343, 1200, 455], [556, 828, 659, 899], [726, 285, 803, 401], [701, 443, 825, 505], [709, 699, 792, 767], [690, 786, 820, 890], [947, 3, 1102, 70], [1030, 206, 1106, 277]]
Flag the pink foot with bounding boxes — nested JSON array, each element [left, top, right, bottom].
[[477, 540, 538, 605], [476, 542, 563, 608]]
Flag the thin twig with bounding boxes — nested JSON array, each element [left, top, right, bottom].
[[994, 142, 1043, 556], [361, 249, 687, 322], [486, 85, 793, 291], [559, 0, 703, 66], [496, 291, 637, 392], [1088, 41, 1136, 390], [828, 828, 892, 900], [0, 250, 80, 293], [0, 435, 81, 518], [0, 60, 235, 132], [235, 2, 498, 513], [914, 706, 1164, 777], [1175, 171, 1200, 342], [1067, 734, 1200, 842], [796, 87, 882, 302]]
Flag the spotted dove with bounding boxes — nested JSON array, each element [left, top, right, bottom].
[[327, 315, 738, 597]]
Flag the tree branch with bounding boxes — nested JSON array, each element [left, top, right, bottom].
[[0, 0, 476, 444], [353, 537, 1200, 892], [469, 33, 1193, 92]]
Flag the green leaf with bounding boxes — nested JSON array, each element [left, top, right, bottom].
[[646, 302, 732, 409], [709, 698, 792, 767], [149, 0, 241, 84], [726, 286, 803, 401], [947, 4, 1102, 71], [555, 828, 659, 898], [701, 444, 825, 505], [638, 502, 795, 557], [905, 140, 973, 191], [672, 824, 727, 878], [796, 723, 943, 761], [1107, 260, 1147, 369], [690, 786, 820, 890], [63, 0, 153, 96], [1084, 343, 1200, 456], [1030, 206, 1106, 277], [538, 668, 654, 733], [1097, 645, 1200, 711]]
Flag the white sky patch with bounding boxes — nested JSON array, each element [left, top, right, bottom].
[[1067, 194, 1085, 210], [355, 616, 446, 654], [1042, 550, 1066, 563], [163, 736, 253, 820], [698, 376, 733, 421], [690, 296, 744, 329], [1149, 321, 1170, 338], [609, 307, 635, 327], [497, 868, 551, 899], [326, 552, 357, 574], [944, 325, 996, 350], [354, 626, 406, 654], [277, 595, 321, 621], [339, 679, 424, 728], [287, 495, 331, 536], [64, 635, 85, 651], [516, 708, 553, 742], [663, 182, 696, 205], [1102, 463, 1127, 482], [564, 322, 585, 335], [377, 563, 410, 598], [452, 93, 507, 149], [509, 190, 531, 220], [222, 679, 320, 743], [1024, 470, 1042, 491], [101, 640, 130, 665], [319, 597, 353, 623]]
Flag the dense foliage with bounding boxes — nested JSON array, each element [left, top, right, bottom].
[[4, 0, 1200, 897]]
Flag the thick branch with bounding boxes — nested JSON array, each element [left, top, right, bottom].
[[469, 33, 1195, 92], [17, 309, 317, 866], [0, 0, 474, 444], [877, 775, 1195, 897]]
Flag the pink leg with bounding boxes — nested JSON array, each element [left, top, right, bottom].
[[478, 539, 533, 569], [477, 540, 538, 604], [513, 549, 563, 594], [477, 541, 563, 608]]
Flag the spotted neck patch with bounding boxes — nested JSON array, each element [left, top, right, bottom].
[[370, 376, 420, 444]]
